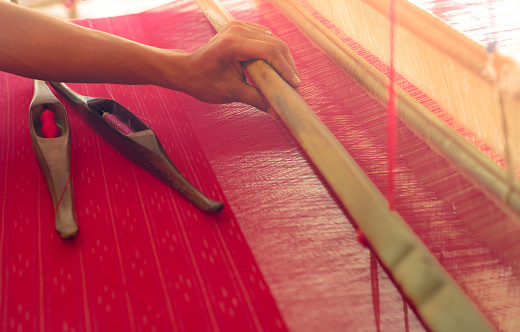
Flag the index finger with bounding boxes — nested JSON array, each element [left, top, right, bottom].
[[224, 21, 300, 84], [235, 39, 301, 87]]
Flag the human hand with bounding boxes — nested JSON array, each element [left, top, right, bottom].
[[171, 20, 300, 113]]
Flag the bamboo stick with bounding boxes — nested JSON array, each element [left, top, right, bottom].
[[193, 0, 495, 331]]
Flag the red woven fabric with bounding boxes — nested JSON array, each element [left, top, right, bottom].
[[1, 3, 287, 330], [1, 0, 520, 331]]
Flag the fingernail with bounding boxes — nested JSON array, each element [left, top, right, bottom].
[[294, 72, 301, 86], [294, 66, 300, 78]]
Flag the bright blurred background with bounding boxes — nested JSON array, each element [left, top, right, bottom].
[[16, 0, 172, 18]]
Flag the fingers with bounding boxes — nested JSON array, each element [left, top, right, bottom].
[[260, 36, 300, 86], [222, 21, 300, 88], [226, 20, 273, 35], [186, 21, 300, 113], [237, 40, 301, 87]]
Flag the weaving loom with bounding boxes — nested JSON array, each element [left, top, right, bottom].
[[1, 0, 520, 331]]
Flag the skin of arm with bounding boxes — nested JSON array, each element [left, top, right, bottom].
[[0, 1, 300, 112]]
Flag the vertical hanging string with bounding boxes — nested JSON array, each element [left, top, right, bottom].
[[387, 1, 409, 329], [386, 0, 397, 210]]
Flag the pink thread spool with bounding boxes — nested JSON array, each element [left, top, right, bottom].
[[40, 109, 60, 138], [102, 112, 133, 135]]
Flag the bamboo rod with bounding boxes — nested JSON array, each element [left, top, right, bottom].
[[193, 0, 495, 331]]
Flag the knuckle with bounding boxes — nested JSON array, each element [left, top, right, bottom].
[[224, 21, 239, 31], [252, 95, 264, 110], [219, 34, 238, 49], [268, 44, 282, 58], [227, 20, 243, 28], [279, 41, 290, 54], [226, 22, 246, 35], [224, 86, 239, 103]]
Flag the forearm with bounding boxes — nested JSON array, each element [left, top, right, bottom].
[[0, 2, 182, 88], [0, 2, 300, 112]]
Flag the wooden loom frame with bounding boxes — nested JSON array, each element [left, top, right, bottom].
[[298, 0, 520, 218], [192, 0, 508, 331]]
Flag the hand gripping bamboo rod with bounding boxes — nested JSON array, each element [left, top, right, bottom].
[[194, 0, 495, 331]]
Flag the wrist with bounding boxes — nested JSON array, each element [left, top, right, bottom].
[[155, 49, 192, 92]]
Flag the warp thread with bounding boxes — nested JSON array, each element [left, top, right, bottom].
[[386, 0, 397, 210]]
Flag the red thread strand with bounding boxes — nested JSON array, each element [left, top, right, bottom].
[[387, 0, 397, 210], [54, 166, 73, 212], [54, 125, 73, 212]]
